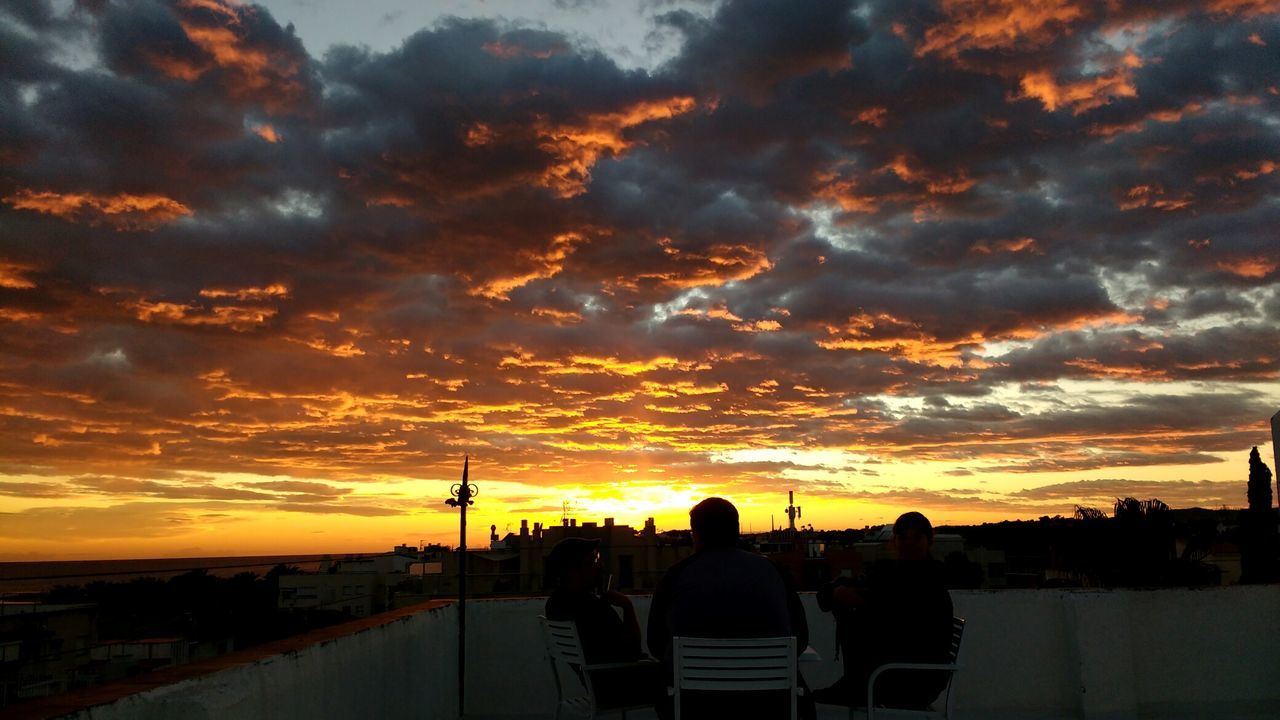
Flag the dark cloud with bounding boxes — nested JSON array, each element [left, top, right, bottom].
[[1014, 478, 1245, 509], [0, 0, 1277, 544]]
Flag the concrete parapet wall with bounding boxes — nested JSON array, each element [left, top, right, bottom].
[[20, 601, 458, 720], [467, 587, 1280, 720], [22, 587, 1280, 720]]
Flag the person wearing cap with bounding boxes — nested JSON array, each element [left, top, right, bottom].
[[545, 536, 659, 708], [812, 511, 954, 710]]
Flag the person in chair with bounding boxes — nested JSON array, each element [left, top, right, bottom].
[[813, 511, 954, 710], [648, 497, 813, 720], [545, 537, 660, 709]]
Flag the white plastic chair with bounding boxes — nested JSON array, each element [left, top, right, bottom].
[[844, 617, 966, 720], [539, 616, 656, 719], [671, 636, 799, 720]]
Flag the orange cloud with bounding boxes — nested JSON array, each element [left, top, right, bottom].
[[1208, 0, 1280, 15], [732, 319, 783, 333], [254, 124, 280, 142], [1232, 160, 1278, 180], [1119, 185, 1193, 211], [0, 261, 37, 289], [855, 107, 888, 127], [464, 122, 497, 147], [813, 173, 882, 213], [1216, 257, 1277, 278], [481, 39, 565, 60], [677, 305, 744, 322], [917, 0, 1088, 59], [818, 312, 983, 367], [614, 239, 773, 291], [291, 337, 366, 357], [473, 233, 586, 299], [879, 155, 977, 194], [199, 283, 290, 300], [1018, 67, 1137, 114], [126, 299, 276, 330], [500, 351, 698, 377], [535, 96, 696, 197], [971, 237, 1041, 255], [3, 190, 192, 230], [0, 308, 44, 322], [639, 380, 727, 397], [146, 0, 307, 112], [1088, 102, 1204, 138], [531, 307, 583, 324]]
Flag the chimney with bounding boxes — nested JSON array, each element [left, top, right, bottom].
[[533, 522, 543, 540], [570, 518, 577, 528], [520, 519, 529, 537], [644, 517, 656, 536], [604, 517, 615, 527]]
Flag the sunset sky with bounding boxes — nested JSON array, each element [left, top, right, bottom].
[[1, 0, 1278, 560]]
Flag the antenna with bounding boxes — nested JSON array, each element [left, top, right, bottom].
[[786, 490, 802, 534]]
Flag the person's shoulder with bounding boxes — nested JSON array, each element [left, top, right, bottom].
[[670, 552, 699, 571], [545, 591, 569, 620], [738, 549, 783, 572], [654, 552, 698, 591]]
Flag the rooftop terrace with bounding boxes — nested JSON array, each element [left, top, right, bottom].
[[11, 586, 1280, 720]]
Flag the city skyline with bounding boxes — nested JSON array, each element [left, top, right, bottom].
[[1, 0, 1278, 560]]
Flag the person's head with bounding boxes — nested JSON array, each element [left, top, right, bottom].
[[890, 511, 934, 561], [545, 537, 601, 590], [690, 497, 739, 551]]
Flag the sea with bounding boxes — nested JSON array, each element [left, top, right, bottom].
[[0, 554, 378, 595]]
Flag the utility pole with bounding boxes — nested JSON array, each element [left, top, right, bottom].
[[1271, 410, 1279, 505], [444, 456, 476, 716]]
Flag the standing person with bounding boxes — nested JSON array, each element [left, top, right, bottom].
[[647, 497, 813, 720], [544, 537, 660, 709], [813, 511, 954, 710]]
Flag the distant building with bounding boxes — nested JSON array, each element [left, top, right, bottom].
[[90, 638, 188, 674], [278, 547, 420, 617], [0, 602, 96, 704], [421, 516, 695, 596]]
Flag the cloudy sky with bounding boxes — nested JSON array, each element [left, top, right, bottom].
[[1, 0, 1278, 559]]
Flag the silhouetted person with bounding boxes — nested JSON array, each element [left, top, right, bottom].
[[544, 537, 661, 709], [813, 511, 954, 710], [648, 497, 813, 720]]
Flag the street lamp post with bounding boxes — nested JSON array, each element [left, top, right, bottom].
[[444, 455, 476, 717]]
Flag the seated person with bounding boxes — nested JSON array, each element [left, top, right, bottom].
[[544, 537, 660, 709], [813, 511, 954, 710], [648, 497, 813, 720]]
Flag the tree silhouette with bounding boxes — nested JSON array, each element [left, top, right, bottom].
[[1109, 497, 1174, 585], [1247, 446, 1274, 511], [1241, 447, 1278, 584], [1074, 505, 1107, 522]]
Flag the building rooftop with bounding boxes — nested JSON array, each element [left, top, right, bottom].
[[9, 587, 1280, 720]]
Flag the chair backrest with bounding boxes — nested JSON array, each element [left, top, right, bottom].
[[542, 617, 588, 666], [672, 636, 796, 692], [948, 617, 965, 663]]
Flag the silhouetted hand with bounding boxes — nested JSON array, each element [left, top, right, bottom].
[[602, 590, 632, 609]]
